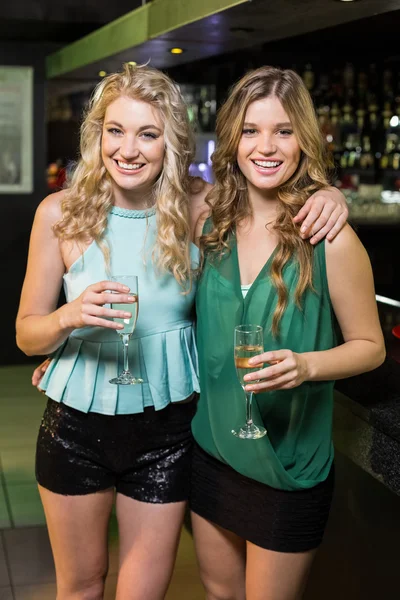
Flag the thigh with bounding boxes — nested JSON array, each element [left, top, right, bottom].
[[246, 542, 317, 600], [36, 399, 115, 496], [115, 494, 186, 600], [191, 511, 246, 600], [39, 485, 114, 592]]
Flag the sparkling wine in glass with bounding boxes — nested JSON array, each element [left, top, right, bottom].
[[232, 324, 266, 439], [109, 275, 143, 385]]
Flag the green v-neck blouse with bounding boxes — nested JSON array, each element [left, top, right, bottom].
[[192, 229, 336, 491]]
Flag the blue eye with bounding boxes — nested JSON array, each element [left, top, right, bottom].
[[141, 132, 158, 140], [108, 128, 123, 135]]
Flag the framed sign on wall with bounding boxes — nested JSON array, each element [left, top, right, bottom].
[[0, 66, 33, 194]]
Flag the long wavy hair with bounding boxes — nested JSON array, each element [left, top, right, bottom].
[[53, 63, 195, 289], [201, 66, 333, 335]]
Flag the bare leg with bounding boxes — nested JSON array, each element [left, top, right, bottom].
[[246, 541, 317, 600], [115, 494, 186, 600], [38, 485, 114, 600], [191, 511, 246, 600]]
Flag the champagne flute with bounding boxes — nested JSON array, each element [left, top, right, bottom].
[[109, 275, 143, 385], [232, 324, 266, 439]]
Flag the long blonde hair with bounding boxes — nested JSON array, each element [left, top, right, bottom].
[[201, 66, 333, 334], [54, 63, 195, 288]]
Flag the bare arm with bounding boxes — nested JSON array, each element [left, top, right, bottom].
[[304, 225, 385, 379], [244, 225, 385, 391], [16, 193, 135, 356]]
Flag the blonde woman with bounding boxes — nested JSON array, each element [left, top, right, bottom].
[[21, 64, 348, 600], [190, 67, 385, 600]]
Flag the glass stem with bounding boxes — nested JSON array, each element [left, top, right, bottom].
[[121, 334, 131, 373], [245, 391, 254, 428]]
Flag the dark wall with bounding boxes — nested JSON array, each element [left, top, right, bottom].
[[0, 42, 54, 365]]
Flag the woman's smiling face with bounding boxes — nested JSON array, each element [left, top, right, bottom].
[[237, 95, 301, 199], [101, 95, 165, 202]]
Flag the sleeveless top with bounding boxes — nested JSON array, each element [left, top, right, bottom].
[[192, 228, 336, 491], [39, 205, 200, 415]]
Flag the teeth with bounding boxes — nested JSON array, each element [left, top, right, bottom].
[[254, 160, 281, 168], [117, 161, 143, 170]]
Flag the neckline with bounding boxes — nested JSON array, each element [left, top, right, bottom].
[[232, 233, 279, 302], [110, 205, 156, 219]]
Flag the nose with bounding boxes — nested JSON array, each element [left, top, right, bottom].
[[120, 134, 140, 160], [258, 133, 277, 155]]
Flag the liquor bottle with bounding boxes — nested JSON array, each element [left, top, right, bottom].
[[197, 86, 211, 132], [368, 63, 379, 97], [355, 103, 366, 147], [366, 95, 381, 156], [382, 67, 394, 103], [302, 63, 315, 92], [359, 136, 374, 171], [343, 62, 355, 93], [341, 99, 357, 152], [317, 103, 335, 153], [382, 101, 393, 132], [330, 101, 342, 155], [357, 70, 368, 103]]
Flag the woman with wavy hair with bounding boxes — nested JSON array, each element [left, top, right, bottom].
[[19, 63, 347, 600], [190, 66, 385, 600], [17, 64, 203, 600]]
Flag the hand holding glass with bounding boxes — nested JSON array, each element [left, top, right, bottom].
[[232, 324, 266, 439], [109, 275, 143, 385]]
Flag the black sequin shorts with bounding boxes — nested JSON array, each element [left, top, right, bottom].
[[190, 442, 335, 553], [36, 397, 197, 502]]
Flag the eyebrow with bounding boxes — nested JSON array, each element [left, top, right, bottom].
[[105, 121, 162, 133], [243, 121, 292, 128]]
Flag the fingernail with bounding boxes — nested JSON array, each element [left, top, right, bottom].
[[122, 285, 130, 291], [300, 226, 306, 233], [124, 312, 131, 318], [127, 296, 135, 301]]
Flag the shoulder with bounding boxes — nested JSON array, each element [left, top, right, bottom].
[[324, 223, 372, 285], [35, 190, 65, 226], [324, 223, 367, 262]]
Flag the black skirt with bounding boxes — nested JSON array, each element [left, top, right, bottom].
[[190, 442, 334, 553]]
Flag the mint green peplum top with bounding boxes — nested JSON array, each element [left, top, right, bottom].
[[191, 229, 336, 491], [39, 205, 200, 415]]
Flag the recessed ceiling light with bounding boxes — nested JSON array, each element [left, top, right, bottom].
[[98, 70, 107, 77], [335, 0, 360, 2], [170, 47, 184, 54], [128, 61, 137, 66]]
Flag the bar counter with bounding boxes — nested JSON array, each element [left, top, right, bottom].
[[334, 355, 400, 496]]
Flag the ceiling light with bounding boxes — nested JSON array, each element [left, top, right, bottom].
[[335, 0, 360, 2], [170, 48, 184, 54], [98, 70, 107, 77], [128, 61, 137, 66]]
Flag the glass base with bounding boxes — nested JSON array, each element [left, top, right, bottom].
[[231, 423, 267, 439], [109, 372, 143, 385]]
